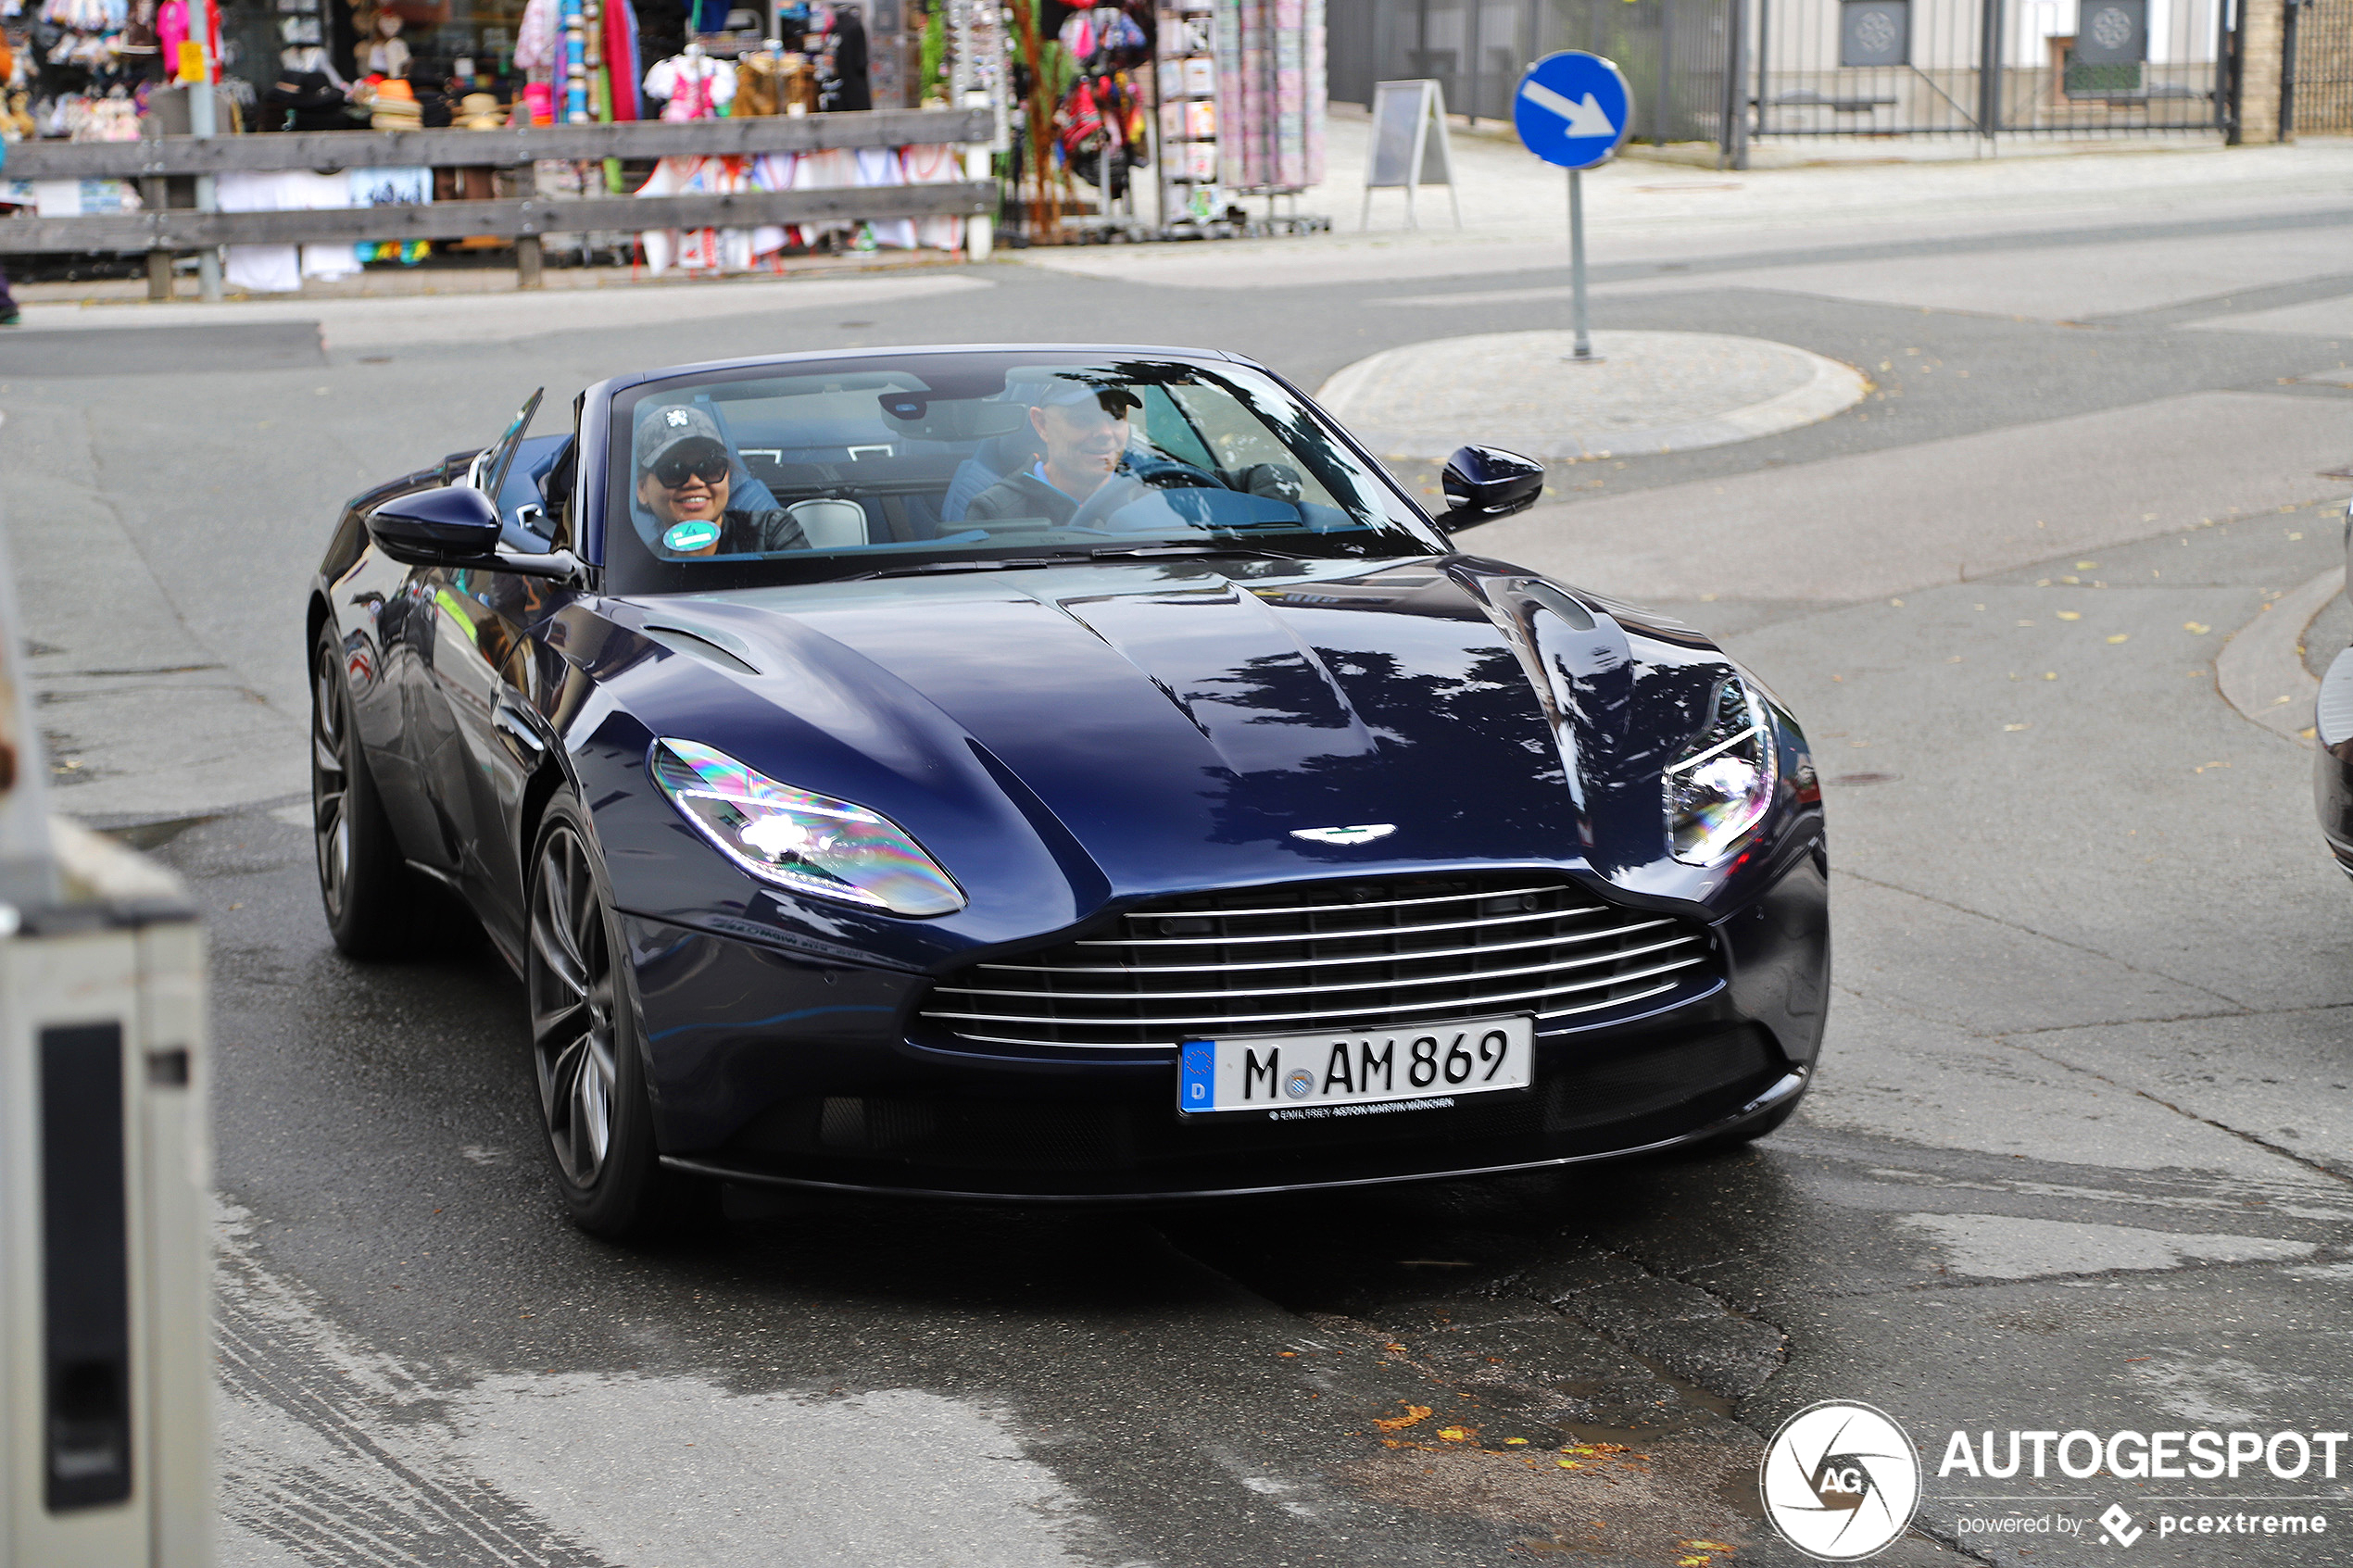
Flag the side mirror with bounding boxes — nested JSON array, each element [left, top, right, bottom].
[[366, 486, 503, 566], [1436, 445, 1545, 533]]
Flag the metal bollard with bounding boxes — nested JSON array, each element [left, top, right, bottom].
[[0, 509, 213, 1566]]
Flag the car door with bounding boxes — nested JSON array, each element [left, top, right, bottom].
[[403, 396, 577, 947]]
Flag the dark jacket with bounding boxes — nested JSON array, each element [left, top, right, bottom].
[[658, 507, 810, 557], [963, 470, 1076, 527]]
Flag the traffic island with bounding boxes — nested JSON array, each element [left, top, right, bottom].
[[1315, 328, 1869, 464]]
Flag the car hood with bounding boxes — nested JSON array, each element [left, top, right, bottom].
[[594, 557, 1736, 941]]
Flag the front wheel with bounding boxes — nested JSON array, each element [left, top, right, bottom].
[[310, 624, 423, 957], [526, 796, 711, 1240]]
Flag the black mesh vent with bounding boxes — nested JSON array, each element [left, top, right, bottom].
[[720, 1026, 1782, 1176]]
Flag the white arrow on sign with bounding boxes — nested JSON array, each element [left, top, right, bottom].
[[1519, 79, 1617, 139]]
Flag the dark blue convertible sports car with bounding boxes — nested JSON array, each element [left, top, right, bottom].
[[308, 345, 1829, 1236]]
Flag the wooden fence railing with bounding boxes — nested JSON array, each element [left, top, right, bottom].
[[1, 107, 995, 290]]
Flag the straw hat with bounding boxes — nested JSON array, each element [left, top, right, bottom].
[[458, 92, 504, 129]]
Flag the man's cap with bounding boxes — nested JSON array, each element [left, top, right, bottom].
[[635, 403, 728, 471], [1015, 373, 1140, 415]]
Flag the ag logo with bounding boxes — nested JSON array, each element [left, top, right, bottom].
[[1759, 1400, 1920, 1562]]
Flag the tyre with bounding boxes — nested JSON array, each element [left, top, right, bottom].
[[527, 795, 714, 1240], [310, 623, 425, 958]]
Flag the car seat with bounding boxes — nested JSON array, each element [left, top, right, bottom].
[[786, 498, 869, 548], [941, 430, 1044, 523]]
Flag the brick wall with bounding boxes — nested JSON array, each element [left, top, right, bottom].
[[2240, 0, 2285, 141]]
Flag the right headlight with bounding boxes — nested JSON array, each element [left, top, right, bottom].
[[649, 738, 965, 917], [1664, 675, 1778, 866]]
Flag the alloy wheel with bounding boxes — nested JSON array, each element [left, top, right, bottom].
[[529, 822, 620, 1187], [310, 639, 353, 922]]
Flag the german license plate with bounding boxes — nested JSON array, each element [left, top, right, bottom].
[[1176, 1015, 1534, 1117]]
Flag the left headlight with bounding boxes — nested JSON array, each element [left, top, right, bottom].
[[649, 739, 966, 917], [1664, 675, 1778, 866]]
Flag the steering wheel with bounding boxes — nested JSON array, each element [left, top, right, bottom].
[[1066, 473, 1162, 532]]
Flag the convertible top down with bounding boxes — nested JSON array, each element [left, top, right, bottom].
[[308, 345, 1829, 1236]]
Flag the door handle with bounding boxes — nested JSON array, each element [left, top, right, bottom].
[[493, 701, 547, 764]]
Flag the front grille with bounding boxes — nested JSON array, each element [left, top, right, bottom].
[[920, 872, 1716, 1051]]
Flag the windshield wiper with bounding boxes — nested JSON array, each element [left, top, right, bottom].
[[835, 542, 1345, 583], [836, 557, 1064, 582], [1085, 544, 1329, 561]]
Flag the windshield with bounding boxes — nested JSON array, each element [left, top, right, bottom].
[[600, 351, 1444, 594]]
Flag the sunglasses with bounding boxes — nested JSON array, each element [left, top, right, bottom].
[[649, 448, 731, 489]]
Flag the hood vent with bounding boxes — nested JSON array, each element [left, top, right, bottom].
[[921, 872, 1714, 1051]]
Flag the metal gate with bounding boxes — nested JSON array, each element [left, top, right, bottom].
[[1330, 0, 1733, 144], [1745, 0, 2226, 137], [2291, 0, 2353, 132], [1331, 0, 2226, 145]]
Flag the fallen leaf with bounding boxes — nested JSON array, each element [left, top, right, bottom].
[[2056, 610, 2082, 621], [2184, 622, 2210, 633], [2107, 633, 2130, 644], [1437, 1425, 1475, 1442], [2005, 722, 2031, 732], [1277, 1350, 1298, 1358], [1373, 1404, 1434, 1432], [2076, 559, 2097, 569], [1558, 1458, 1582, 1469], [1505, 1437, 1529, 1446]]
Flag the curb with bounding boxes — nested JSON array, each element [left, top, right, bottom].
[[1315, 329, 1869, 462], [2216, 566, 2344, 746]]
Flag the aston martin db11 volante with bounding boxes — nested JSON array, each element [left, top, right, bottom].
[[308, 345, 1829, 1236]]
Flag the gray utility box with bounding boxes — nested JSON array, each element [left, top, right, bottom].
[[2, 822, 212, 1566]]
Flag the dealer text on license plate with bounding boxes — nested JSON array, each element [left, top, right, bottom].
[[1176, 1015, 1533, 1116]]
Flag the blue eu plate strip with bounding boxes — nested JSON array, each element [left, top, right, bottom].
[[1178, 1041, 1215, 1112]]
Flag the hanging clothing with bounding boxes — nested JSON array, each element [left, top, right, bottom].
[[601, 0, 640, 119], [634, 155, 752, 273], [825, 8, 869, 110], [643, 53, 735, 120], [514, 0, 558, 75], [853, 146, 913, 250], [900, 143, 965, 253]]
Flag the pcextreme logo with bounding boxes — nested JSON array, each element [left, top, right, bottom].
[[1760, 1400, 1923, 1562]]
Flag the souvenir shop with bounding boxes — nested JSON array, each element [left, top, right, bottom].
[[0, 0, 1328, 278]]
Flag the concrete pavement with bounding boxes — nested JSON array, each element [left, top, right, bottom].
[[7, 113, 2353, 1567]]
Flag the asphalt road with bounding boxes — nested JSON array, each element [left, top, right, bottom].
[[6, 146, 2353, 1567]]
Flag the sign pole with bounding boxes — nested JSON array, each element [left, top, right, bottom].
[[1513, 50, 1628, 365], [184, 0, 221, 304], [1567, 166, 1592, 361]]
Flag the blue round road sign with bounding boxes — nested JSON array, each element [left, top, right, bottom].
[[1513, 51, 1631, 170]]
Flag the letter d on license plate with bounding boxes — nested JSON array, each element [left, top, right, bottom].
[[1177, 1015, 1533, 1116]]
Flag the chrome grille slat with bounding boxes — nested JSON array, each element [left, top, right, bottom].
[[1073, 904, 1600, 947], [937, 934, 1705, 1003], [971, 918, 1677, 977], [933, 979, 1685, 1048], [1082, 884, 1576, 922], [922, 954, 1708, 1031], [919, 872, 1717, 1050]]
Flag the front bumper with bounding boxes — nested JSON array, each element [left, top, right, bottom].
[[620, 845, 1830, 1200], [2316, 644, 2353, 877]]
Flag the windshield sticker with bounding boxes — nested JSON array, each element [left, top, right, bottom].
[[663, 520, 722, 554]]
